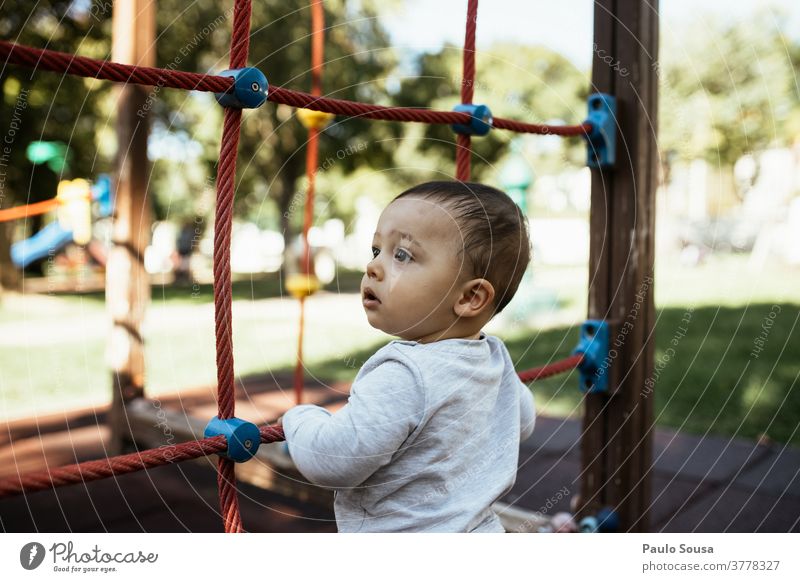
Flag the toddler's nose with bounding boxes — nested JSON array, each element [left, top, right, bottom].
[[366, 257, 383, 281]]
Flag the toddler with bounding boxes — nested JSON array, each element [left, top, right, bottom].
[[281, 181, 536, 532]]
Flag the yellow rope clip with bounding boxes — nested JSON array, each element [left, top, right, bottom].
[[286, 272, 321, 299], [296, 108, 335, 130]]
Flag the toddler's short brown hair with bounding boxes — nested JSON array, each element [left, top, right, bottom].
[[392, 181, 532, 316]]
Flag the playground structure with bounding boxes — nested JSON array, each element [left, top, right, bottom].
[[0, 0, 658, 533], [2, 174, 113, 270]]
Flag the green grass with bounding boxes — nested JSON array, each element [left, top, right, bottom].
[[503, 304, 800, 445]]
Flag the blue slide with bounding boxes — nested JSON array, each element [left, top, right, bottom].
[[11, 221, 74, 269]]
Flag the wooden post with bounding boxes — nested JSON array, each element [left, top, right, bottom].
[[582, 0, 659, 531], [106, 0, 156, 454]]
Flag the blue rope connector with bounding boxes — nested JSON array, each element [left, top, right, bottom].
[[572, 319, 610, 393], [91, 174, 113, 218], [204, 416, 261, 462], [451, 103, 493, 136], [583, 93, 616, 168], [579, 515, 599, 533], [215, 67, 268, 109], [596, 507, 620, 532]]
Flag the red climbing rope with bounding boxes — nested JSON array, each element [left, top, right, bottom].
[[0, 40, 590, 137], [268, 86, 468, 124], [517, 354, 584, 383], [0, 425, 284, 498], [461, 0, 478, 113], [211, 0, 254, 534], [455, 0, 479, 181], [0, 40, 231, 94], [493, 117, 593, 137], [269, 87, 592, 136]]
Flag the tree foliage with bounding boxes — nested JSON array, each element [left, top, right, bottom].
[[146, 0, 398, 241], [658, 9, 798, 165], [392, 43, 589, 184]]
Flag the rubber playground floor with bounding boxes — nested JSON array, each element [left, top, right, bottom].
[[1, 371, 798, 533]]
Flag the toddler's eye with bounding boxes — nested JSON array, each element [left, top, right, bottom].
[[371, 246, 380, 258], [394, 248, 412, 263]]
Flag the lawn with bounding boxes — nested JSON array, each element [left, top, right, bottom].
[[1, 255, 799, 446]]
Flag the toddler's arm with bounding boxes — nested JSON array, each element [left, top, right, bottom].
[[281, 358, 424, 489], [519, 380, 536, 441]]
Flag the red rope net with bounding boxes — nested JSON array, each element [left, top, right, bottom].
[[455, 0, 479, 182], [211, 0, 254, 534], [518, 354, 584, 383], [0, 46, 590, 135], [0, 40, 232, 93], [0, 0, 591, 529], [0, 426, 285, 498]]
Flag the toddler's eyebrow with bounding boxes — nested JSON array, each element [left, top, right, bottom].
[[374, 230, 422, 247]]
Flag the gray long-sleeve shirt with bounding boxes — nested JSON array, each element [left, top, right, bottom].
[[281, 330, 536, 532]]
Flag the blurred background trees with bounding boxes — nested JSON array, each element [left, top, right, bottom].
[[1, 1, 799, 289]]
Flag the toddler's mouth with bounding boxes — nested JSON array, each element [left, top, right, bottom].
[[362, 287, 381, 308]]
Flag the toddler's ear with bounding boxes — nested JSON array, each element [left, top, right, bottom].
[[454, 278, 495, 318]]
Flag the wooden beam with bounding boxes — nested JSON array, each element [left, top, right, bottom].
[[583, 0, 659, 532], [107, 0, 156, 454]]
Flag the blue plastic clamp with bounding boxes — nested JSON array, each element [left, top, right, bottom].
[[579, 516, 599, 533], [91, 174, 113, 218], [451, 103, 493, 136], [596, 507, 620, 533], [204, 416, 261, 462], [215, 67, 268, 109], [582, 93, 616, 168], [572, 319, 610, 393]]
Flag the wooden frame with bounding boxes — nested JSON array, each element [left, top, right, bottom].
[[107, 0, 155, 454], [583, 0, 659, 532]]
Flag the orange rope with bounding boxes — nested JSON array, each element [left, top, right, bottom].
[[293, 0, 326, 405], [0, 198, 59, 222], [294, 294, 308, 404]]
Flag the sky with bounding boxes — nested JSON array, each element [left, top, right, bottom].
[[383, 0, 800, 70]]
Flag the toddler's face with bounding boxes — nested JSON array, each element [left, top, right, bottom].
[[361, 197, 471, 341]]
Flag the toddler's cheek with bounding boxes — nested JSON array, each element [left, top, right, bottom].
[[364, 309, 384, 331]]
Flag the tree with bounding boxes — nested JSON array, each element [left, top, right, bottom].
[[787, 38, 800, 141], [658, 9, 797, 166], [144, 0, 399, 271], [391, 43, 589, 185]]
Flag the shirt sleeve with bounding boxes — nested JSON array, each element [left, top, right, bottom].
[[281, 357, 424, 489], [519, 380, 536, 441]]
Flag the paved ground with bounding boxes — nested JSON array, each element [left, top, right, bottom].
[[512, 415, 800, 532], [1, 374, 798, 533], [0, 385, 337, 533]]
